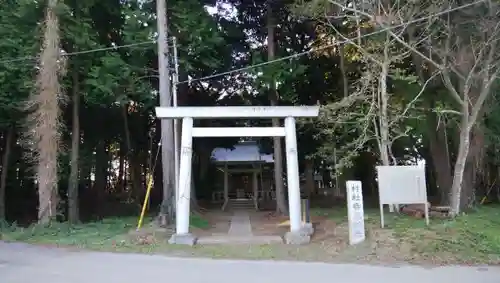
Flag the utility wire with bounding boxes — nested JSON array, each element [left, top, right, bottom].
[[0, 0, 485, 72], [0, 39, 173, 65], [177, 0, 485, 85]]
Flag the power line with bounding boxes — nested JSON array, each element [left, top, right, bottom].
[[0, 39, 173, 65], [0, 0, 484, 72], [177, 0, 485, 85], [64, 40, 156, 56]]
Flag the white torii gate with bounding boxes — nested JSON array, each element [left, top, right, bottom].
[[155, 106, 320, 245]]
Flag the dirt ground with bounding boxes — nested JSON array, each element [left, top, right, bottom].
[[190, 211, 231, 237], [180, 208, 500, 265], [249, 211, 288, 236]]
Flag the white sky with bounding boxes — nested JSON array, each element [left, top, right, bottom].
[[205, 3, 238, 19]]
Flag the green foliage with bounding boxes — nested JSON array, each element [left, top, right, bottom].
[[0, 0, 41, 127], [0, 217, 141, 245], [250, 54, 308, 102]]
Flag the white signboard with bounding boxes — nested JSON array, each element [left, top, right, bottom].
[[346, 180, 366, 245], [376, 165, 429, 228]]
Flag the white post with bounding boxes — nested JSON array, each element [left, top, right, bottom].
[[252, 171, 258, 210], [284, 117, 302, 232], [176, 117, 193, 235], [222, 163, 229, 210]]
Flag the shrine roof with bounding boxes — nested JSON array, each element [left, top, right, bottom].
[[211, 141, 273, 163]]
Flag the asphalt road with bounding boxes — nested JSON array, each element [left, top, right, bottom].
[[1, 241, 499, 283]]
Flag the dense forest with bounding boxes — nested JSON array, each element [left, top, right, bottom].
[[0, 0, 499, 226]]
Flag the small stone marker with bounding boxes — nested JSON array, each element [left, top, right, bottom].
[[346, 180, 366, 245]]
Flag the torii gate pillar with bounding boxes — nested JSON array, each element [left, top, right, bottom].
[[155, 106, 319, 245]]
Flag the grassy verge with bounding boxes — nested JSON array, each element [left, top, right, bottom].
[[313, 204, 500, 263], [391, 206, 500, 262], [0, 214, 209, 247], [1, 206, 499, 265]]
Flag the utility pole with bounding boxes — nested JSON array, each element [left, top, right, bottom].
[[156, 0, 175, 224], [172, 36, 180, 201]]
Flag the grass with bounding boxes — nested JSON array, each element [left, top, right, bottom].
[[0, 213, 209, 247], [391, 206, 500, 261], [1, 206, 499, 265], [314, 204, 500, 263], [190, 213, 210, 229], [0, 216, 138, 247]]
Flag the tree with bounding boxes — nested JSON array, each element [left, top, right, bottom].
[[266, 2, 287, 214], [435, 1, 500, 214], [0, 0, 41, 221], [26, 0, 66, 224]]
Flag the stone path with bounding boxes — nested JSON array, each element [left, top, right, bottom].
[[197, 210, 282, 244], [228, 210, 253, 236]]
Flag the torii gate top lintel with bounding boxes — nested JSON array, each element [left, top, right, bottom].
[[155, 106, 319, 119]]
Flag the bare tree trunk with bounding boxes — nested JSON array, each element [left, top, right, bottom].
[[93, 141, 108, 216], [191, 166, 199, 211], [427, 110, 453, 204], [267, 3, 287, 214], [0, 127, 14, 220], [67, 70, 80, 224], [198, 146, 211, 184], [122, 105, 140, 200], [449, 111, 471, 215], [118, 142, 125, 190], [378, 62, 390, 167], [339, 45, 349, 98], [408, 28, 453, 204], [156, 0, 175, 223], [129, 154, 142, 203], [460, 126, 484, 209], [31, 0, 65, 224], [305, 159, 315, 198], [377, 35, 397, 212]]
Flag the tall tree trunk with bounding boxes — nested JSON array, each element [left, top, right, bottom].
[[67, 70, 80, 224], [93, 141, 107, 216], [459, 126, 484, 209], [129, 154, 143, 203], [267, 3, 287, 214], [339, 46, 349, 98], [156, 0, 175, 222], [427, 109, 453, 204], [32, 0, 64, 224], [118, 142, 125, 190], [408, 27, 451, 204], [377, 35, 396, 212], [81, 154, 92, 191], [305, 159, 315, 198], [197, 145, 211, 186], [449, 100, 471, 215], [191, 165, 199, 211], [122, 105, 140, 200], [0, 127, 14, 220]]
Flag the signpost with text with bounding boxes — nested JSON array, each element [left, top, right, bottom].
[[346, 180, 366, 245]]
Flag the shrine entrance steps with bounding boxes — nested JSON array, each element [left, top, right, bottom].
[[197, 210, 283, 245], [225, 198, 255, 211]]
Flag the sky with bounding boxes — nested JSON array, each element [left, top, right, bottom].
[[205, 3, 238, 19]]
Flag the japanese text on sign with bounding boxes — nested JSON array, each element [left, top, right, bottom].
[[346, 180, 366, 245]]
